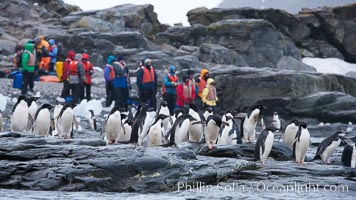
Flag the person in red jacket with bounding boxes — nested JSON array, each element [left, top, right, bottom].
[[81, 53, 94, 101], [176, 73, 196, 108], [60, 50, 75, 99]]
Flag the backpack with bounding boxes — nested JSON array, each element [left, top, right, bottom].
[[112, 62, 125, 77], [24, 50, 36, 66]]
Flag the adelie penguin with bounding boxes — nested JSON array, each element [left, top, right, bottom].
[[203, 106, 213, 121], [11, 95, 31, 133], [56, 102, 77, 139], [188, 104, 205, 142], [271, 112, 281, 130], [129, 104, 149, 144], [32, 103, 54, 136], [293, 121, 310, 166], [341, 137, 356, 168], [255, 126, 279, 165], [314, 131, 347, 164], [103, 106, 126, 145], [88, 109, 97, 130], [26, 96, 40, 133], [194, 115, 226, 149], [241, 104, 265, 143], [163, 114, 196, 148], [137, 107, 156, 145], [282, 119, 300, 149], [147, 114, 170, 147], [218, 116, 240, 145], [157, 101, 172, 138]]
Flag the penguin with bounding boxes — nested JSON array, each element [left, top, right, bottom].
[[255, 126, 278, 165], [103, 106, 125, 144], [0, 110, 3, 132], [118, 119, 134, 142], [221, 110, 237, 123], [137, 107, 156, 145], [282, 119, 300, 148], [194, 115, 226, 149], [241, 104, 265, 143], [163, 114, 196, 147], [157, 101, 173, 137], [314, 131, 346, 163], [293, 121, 310, 166], [341, 138, 356, 168], [52, 104, 64, 136], [129, 104, 149, 144], [32, 103, 53, 136], [56, 103, 76, 139], [26, 96, 40, 133], [203, 106, 214, 121], [218, 116, 241, 145], [88, 109, 97, 130], [271, 112, 281, 130], [188, 104, 205, 142], [10, 95, 30, 133], [147, 114, 170, 147]]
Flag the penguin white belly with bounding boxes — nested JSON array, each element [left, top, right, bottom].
[[260, 132, 274, 163], [295, 130, 310, 164], [29, 103, 37, 120], [243, 118, 257, 143], [138, 114, 155, 145], [175, 119, 190, 147], [205, 126, 220, 145], [118, 120, 128, 141], [105, 115, 121, 144], [283, 126, 298, 148], [218, 126, 231, 145], [162, 117, 172, 137], [320, 140, 341, 162], [148, 126, 163, 147], [58, 110, 74, 139], [351, 147, 356, 168], [11, 103, 29, 132], [33, 110, 51, 136]]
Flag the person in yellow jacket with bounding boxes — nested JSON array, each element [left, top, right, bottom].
[[202, 78, 218, 112]]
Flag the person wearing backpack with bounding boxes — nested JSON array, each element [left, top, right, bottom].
[[162, 65, 178, 115], [21, 42, 36, 95], [59, 50, 75, 100], [81, 53, 94, 101], [13, 45, 23, 69], [68, 54, 85, 104], [103, 55, 116, 107], [48, 39, 58, 73], [112, 55, 130, 109], [136, 58, 158, 110]]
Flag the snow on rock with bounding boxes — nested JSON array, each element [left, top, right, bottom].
[[73, 99, 103, 118], [0, 94, 10, 111], [302, 57, 356, 75]]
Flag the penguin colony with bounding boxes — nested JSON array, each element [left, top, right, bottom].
[[4, 95, 356, 168]]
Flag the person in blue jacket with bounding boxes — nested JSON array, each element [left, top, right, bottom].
[[162, 65, 178, 115], [47, 39, 58, 73], [112, 55, 131, 109]]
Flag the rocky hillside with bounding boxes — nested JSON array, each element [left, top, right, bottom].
[[1, 0, 356, 122]]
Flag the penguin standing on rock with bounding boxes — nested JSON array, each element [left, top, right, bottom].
[[56, 103, 77, 139], [271, 112, 281, 130], [88, 109, 97, 130], [163, 114, 196, 147], [11, 95, 30, 133], [293, 121, 310, 166], [33, 103, 54, 136], [203, 107, 213, 121], [147, 114, 170, 147], [314, 131, 346, 163], [129, 104, 149, 144], [26, 97, 40, 133], [341, 138, 356, 168], [255, 126, 279, 165], [157, 101, 172, 138], [241, 104, 265, 143], [103, 106, 125, 144], [194, 115, 226, 149], [188, 104, 205, 142], [282, 119, 299, 148], [218, 116, 239, 145]]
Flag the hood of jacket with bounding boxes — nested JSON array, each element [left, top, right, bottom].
[[207, 78, 215, 85], [200, 68, 209, 77], [24, 43, 34, 54]]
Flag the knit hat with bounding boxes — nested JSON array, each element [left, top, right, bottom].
[[117, 55, 124, 61], [75, 53, 82, 60], [82, 53, 89, 60], [67, 50, 75, 58], [107, 55, 116, 65], [144, 58, 152, 65]]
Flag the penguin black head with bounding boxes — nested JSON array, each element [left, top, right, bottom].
[[205, 106, 213, 113], [17, 95, 27, 103], [28, 96, 40, 103], [189, 103, 201, 113], [160, 101, 167, 107], [89, 109, 95, 116], [157, 114, 170, 120], [274, 112, 278, 116], [334, 131, 347, 140], [224, 109, 237, 116], [109, 106, 121, 115], [207, 115, 223, 128], [265, 126, 279, 133], [299, 121, 307, 129], [125, 119, 134, 126], [251, 104, 266, 111], [42, 103, 54, 110], [290, 119, 299, 126], [173, 107, 187, 118], [188, 115, 197, 122]]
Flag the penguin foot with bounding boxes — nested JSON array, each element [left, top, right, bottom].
[[208, 143, 215, 150]]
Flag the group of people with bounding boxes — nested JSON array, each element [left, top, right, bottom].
[[14, 36, 58, 96], [102, 54, 218, 114]]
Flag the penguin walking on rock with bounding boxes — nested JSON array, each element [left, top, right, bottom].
[[341, 137, 356, 168], [129, 104, 149, 144], [56, 103, 77, 139], [137, 107, 156, 145], [163, 114, 196, 147], [88, 109, 97, 130], [103, 106, 125, 144], [118, 119, 133, 142], [52, 104, 63, 136], [157, 101, 173, 138], [195, 115, 226, 149], [33, 103, 54, 136], [255, 126, 279, 165], [11, 95, 30, 133], [314, 131, 346, 163], [241, 104, 265, 143], [26, 97, 40, 133], [283, 119, 300, 148], [147, 114, 170, 147], [293, 121, 310, 166], [188, 104, 205, 142], [218, 116, 240, 145]]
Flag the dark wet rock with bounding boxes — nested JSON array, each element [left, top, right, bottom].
[[174, 55, 201, 70], [0, 135, 254, 193], [277, 56, 316, 72], [300, 38, 344, 59], [198, 43, 248, 66], [155, 26, 194, 48]]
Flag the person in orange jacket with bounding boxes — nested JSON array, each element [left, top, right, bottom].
[[81, 53, 94, 100], [196, 68, 210, 108]]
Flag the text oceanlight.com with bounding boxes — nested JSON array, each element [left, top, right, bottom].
[[165, 182, 349, 193]]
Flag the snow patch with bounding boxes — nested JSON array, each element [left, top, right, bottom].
[[0, 94, 10, 111], [73, 99, 103, 118], [302, 57, 356, 75]]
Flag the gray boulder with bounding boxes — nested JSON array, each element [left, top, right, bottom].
[[155, 26, 194, 48], [199, 43, 248, 66], [277, 56, 316, 72]]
